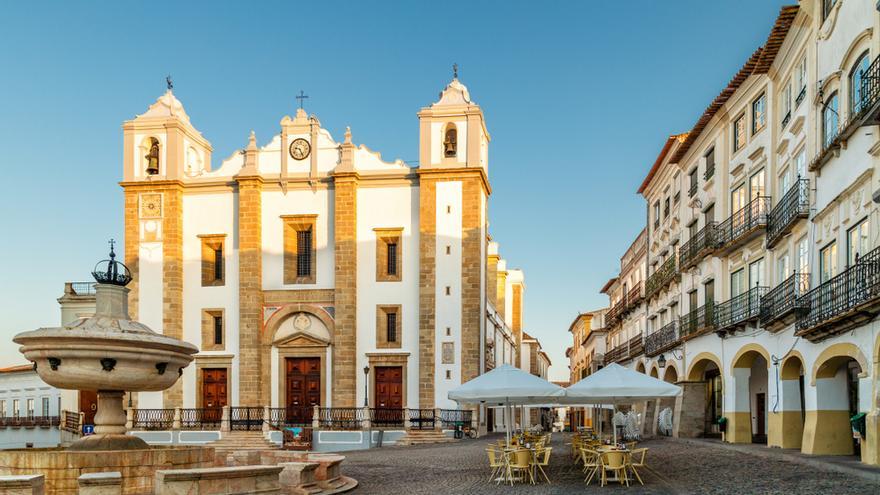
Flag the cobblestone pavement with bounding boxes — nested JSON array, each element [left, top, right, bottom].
[[342, 433, 879, 494]]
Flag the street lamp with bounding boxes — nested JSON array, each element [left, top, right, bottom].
[[363, 365, 370, 407]]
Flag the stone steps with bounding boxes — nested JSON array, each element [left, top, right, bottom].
[[209, 431, 280, 453], [396, 430, 458, 446]]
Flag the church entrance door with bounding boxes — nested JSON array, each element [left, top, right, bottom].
[[286, 357, 321, 425], [202, 368, 227, 424], [374, 366, 403, 409]]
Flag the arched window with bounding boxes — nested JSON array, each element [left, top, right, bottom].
[[145, 138, 160, 175], [850, 51, 870, 114], [823, 92, 839, 149], [443, 124, 457, 158]]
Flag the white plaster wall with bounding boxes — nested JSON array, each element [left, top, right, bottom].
[[138, 241, 164, 408], [434, 181, 463, 408], [520, 344, 531, 373], [262, 188, 335, 290], [181, 192, 240, 408], [354, 185, 420, 408]]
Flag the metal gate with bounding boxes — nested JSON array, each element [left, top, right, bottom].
[[230, 406, 263, 431]]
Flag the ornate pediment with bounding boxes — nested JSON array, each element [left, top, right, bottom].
[[274, 333, 328, 348]]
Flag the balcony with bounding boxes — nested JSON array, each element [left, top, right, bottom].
[[606, 298, 626, 324], [796, 247, 880, 342], [767, 179, 809, 248], [646, 255, 679, 300], [714, 285, 768, 334], [679, 222, 719, 270], [623, 282, 644, 314], [759, 273, 810, 331], [605, 335, 644, 364], [811, 55, 880, 173], [645, 321, 680, 357], [716, 196, 771, 253], [680, 303, 715, 340]]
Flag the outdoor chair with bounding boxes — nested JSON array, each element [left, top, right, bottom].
[[626, 440, 638, 451], [599, 451, 629, 487], [508, 448, 534, 485], [533, 447, 552, 483], [485, 448, 505, 483], [581, 448, 601, 485], [628, 447, 648, 485]]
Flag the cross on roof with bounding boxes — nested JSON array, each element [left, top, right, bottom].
[[453, 63, 458, 79], [296, 90, 309, 110], [108, 239, 116, 259]]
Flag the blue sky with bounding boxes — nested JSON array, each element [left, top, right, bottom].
[[0, 1, 792, 379]]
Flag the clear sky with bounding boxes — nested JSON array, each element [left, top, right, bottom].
[[0, 1, 793, 380]]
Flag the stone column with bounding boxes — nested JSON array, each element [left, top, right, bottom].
[[94, 391, 127, 435], [361, 407, 371, 430], [673, 381, 707, 438], [172, 407, 182, 430], [332, 173, 358, 407], [434, 408, 442, 431]]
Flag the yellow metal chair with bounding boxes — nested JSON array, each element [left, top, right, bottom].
[[508, 449, 534, 485], [485, 448, 505, 483], [628, 448, 648, 485], [581, 448, 602, 485], [533, 447, 552, 484], [599, 451, 629, 487]]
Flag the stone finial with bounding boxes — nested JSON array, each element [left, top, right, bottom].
[[247, 130, 257, 151], [344, 126, 352, 144]]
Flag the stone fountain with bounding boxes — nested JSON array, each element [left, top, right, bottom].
[[14, 245, 198, 450]]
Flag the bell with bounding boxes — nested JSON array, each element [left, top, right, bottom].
[[146, 155, 159, 175]]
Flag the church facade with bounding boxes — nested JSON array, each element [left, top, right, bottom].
[[120, 77, 513, 414]]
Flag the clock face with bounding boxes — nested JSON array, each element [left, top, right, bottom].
[[289, 138, 311, 160]]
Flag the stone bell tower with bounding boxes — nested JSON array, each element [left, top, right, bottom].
[[120, 86, 211, 409], [417, 70, 491, 409]]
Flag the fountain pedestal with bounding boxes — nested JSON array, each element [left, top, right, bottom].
[[68, 391, 148, 451]]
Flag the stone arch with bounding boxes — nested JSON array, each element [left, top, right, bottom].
[[837, 28, 873, 74], [732, 343, 771, 369], [780, 351, 806, 381], [649, 364, 659, 379], [663, 364, 679, 384], [263, 303, 336, 346], [810, 343, 869, 386], [635, 360, 646, 374], [687, 352, 723, 382]]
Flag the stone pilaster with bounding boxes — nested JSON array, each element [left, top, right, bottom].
[[418, 178, 437, 409], [487, 254, 499, 310], [460, 176, 484, 384], [237, 176, 264, 405], [333, 173, 358, 407], [123, 190, 140, 321], [512, 284, 523, 368], [162, 185, 184, 407]]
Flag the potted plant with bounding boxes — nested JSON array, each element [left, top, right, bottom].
[[716, 416, 728, 433]]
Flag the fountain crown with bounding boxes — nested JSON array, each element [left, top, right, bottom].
[[91, 239, 132, 286]]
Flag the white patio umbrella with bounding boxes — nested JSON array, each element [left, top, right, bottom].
[[448, 364, 565, 443], [563, 363, 681, 444]]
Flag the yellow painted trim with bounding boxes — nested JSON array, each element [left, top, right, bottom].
[[810, 343, 869, 385], [725, 411, 752, 444], [801, 409, 854, 456], [687, 351, 723, 381], [731, 343, 771, 369], [768, 410, 804, 449], [780, 350, 806, 380]]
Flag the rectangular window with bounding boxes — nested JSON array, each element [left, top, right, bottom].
[[704, 279, 715, 306], [377, 305, 402, 349], [689, 168, 698, 197], [705, 204, 715, 223], [797, 236, 809, 274], [283, 215, 317, 284], [41, 397, 49, 417], [795, 149, 806, 180], [779, 166, 791, 196], [26, 399, 34, 419], [12, 399, 19, 418], [796, 58, 807, 105], [750, 169, 765, 199], [731, 185, 746, 214], [199, 235, 226, 287], [847, 218, 870, 266], [688, 220, 698, 240], [781, 82, 792, 126], [777, 253, 790, 283], [731, 269, 745, 297], [823, 0, 837, 20], [733, 114, 746, 151], [663, 197, 670, 219], [201, 309, 225, 351], [375, 228, 403, 282], [752, 93, 766, 134], [0, 401, 5, 417], [820, 241, 838, 283], [704, 147, 715, 180], [653, 201, 660, 228], [749, 258, 765, 288], [673, 191, 680, 205]]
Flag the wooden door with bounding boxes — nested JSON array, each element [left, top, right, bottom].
[[202, 368, 228, 423], [374, 366, 403, 409], [754, 393, 766, 444], [79, 390, 97, 427], [286, 357, 321, 424]]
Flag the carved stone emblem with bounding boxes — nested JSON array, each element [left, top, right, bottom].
[[293, 312, 311, 331]]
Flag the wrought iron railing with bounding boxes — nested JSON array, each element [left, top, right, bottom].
[[714, 285, 768, 331], [371, 407, 405, 427], [645, 321, 680, 357], [180, 408, 222, 429], [646, 255, 678, 299], [408, 409, 436, 430], [797, 247, 880, 336], [282, 427, 313, 450], [716, 196, 771, 249], [680, 302, 715, 339], [625, 282, 644, 311], [266, 406, 314, 428], [229, 406, 263, 431], [679, 222, 719, 269], [0, 416, 59, 428], [760, 273, 810, 325], [69, 282, 96, 295], [439, 409, 473, 429], [133, 408, 174, 430], [317, 407, 364, 430], [607, 298, 626, 324], [767, 179, 809, 247], [627, 334, 644, 358], [603, 343, 626, 364]]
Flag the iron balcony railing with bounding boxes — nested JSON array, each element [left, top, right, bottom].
[[680, 302, 715, 339], [180, 408, 222, 429], [317, 407, 365, 430], [679, 222, 719, 269], [605, 335, 643, 363], [624, 282, 644, 313], [626, 334, 644, 359], [133, 408, 174, 430], [646, 255, 678, 299], [645, 321, 680, 357], [796, 247, 880, 339], [716, 196, 771, 249], [69, 282, 96, 296], [714, 285, 769, 332], [767, 179, 810, 247], [760, 273, 810, 326], [607, 298, 626, 324]]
